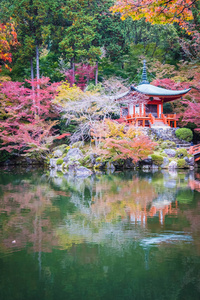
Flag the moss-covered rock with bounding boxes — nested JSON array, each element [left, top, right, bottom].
[[56, 158, 64, 165], [79, 155, 91, 167], [71, 141, 84, 149], [151, 154, 164, 166], [175, 148, 188, 158], [177, 158, 188, 169], [161, 140, 176, 149]]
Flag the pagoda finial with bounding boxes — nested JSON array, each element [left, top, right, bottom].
[[139, 59, 149, 85]]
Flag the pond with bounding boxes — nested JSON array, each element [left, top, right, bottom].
[[0, 168, 200, 300]]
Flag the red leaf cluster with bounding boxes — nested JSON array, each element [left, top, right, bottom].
[[0, 77, 60, 153], [64, 63, 95, 90]]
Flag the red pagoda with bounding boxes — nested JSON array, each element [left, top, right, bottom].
[[115, 60, 191, 128]]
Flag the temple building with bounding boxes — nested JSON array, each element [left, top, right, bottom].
[[115, 60, 191, 128]]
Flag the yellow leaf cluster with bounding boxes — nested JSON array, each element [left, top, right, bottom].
[[54, 81, 97, 108], [55, 82, 84, 104]]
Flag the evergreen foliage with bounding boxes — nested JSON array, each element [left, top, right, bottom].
[[175, 128, 193, 142], [151, 154, 164, 166]]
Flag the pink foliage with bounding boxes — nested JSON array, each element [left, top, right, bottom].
[[151, 78, 190, 90], [0, 77, 60, 154], [64, 63, 95, 90], [102, 135, 156, 163], [182, 101, 200, 131], [151, 76, 200, 130]]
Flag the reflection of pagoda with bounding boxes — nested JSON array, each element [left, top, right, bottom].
[[127, 200, 178, 226], [115, 60, 191, 128], [90, 177, 179, 226], [189, 173, 200, 192]]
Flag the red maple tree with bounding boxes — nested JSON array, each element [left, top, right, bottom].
[[0, 77, 60, 155], [64, 63, 95, 90]]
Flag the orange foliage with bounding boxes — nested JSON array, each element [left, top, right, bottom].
[[111, 0, 194, 26], [101, 135, 156, 162], [0, 20, 18, 72], [91, 119, 156, 162]]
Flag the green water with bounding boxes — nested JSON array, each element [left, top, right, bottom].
[[0, 168, 200, 300]]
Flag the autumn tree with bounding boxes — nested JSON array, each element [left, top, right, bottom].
[[0, 0, 69, 81], [64, 63, 95, 90], [91, 119, 156, 162], [111, 0, 200, 60], [0, 77, 60, 156], [54, 82, 120, 143], [0, 21, 18, 72], [111, 0, 195, 25]]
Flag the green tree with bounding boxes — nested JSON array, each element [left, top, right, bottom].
[[0, 0, 69, 81]]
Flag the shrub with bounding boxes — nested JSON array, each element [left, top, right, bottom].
[[177, 158, 188, 168], [63, 146, 70, 155], [161, 140, 176, 149], [79, 155, 91, 166], [0, 150, 12, 163], [175, 128, 193, 142], [56, 158, 64, 165], [151, 154, 164, 166], [175, 148, 188, 158]]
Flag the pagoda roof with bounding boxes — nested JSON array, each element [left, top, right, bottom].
[[113, 84, 191, 102], [131, 84, 191, 101], [113, 60, 191, 102]]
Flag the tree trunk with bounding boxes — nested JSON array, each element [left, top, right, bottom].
[[95, 61, 98, 85], [36, 45, 40, 115], [30, 57, 36, 118], [36, 45, 40, 84], [86, 63, 89, 85], [30, 57, 34, 84], [72, 58, 75, 86]]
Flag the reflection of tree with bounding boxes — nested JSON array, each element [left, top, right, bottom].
[[91, 175, 180, 226], [91, 176, 157, 223], [0, 170, 195, 255], [0, 179, 66, 253], [182, 194, 200, 255], [189, 180, 200, 193], [1, 170, 200, 300]]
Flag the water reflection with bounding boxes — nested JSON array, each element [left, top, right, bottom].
[[0, 169, 198, 252], [0, 169, 200, 300]]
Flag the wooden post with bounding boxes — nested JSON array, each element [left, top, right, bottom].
[[95, 61, 98, 85], [157, 104, 159, 118], [143, 119, 145, 127], [174, 120, 177, 128]]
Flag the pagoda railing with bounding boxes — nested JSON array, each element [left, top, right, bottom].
[[161, 113, 167, 125], [166, 113, 177, 127], [118, 112, 177, 127], [149, 113, 155, 125]]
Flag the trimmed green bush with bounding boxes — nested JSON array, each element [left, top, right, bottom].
[[175, 128, 193, 142], [56, 158, 64, 165], [151, 154, 164, 166], [177, 159, 188, 168], [175, 148, 188, 158]]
